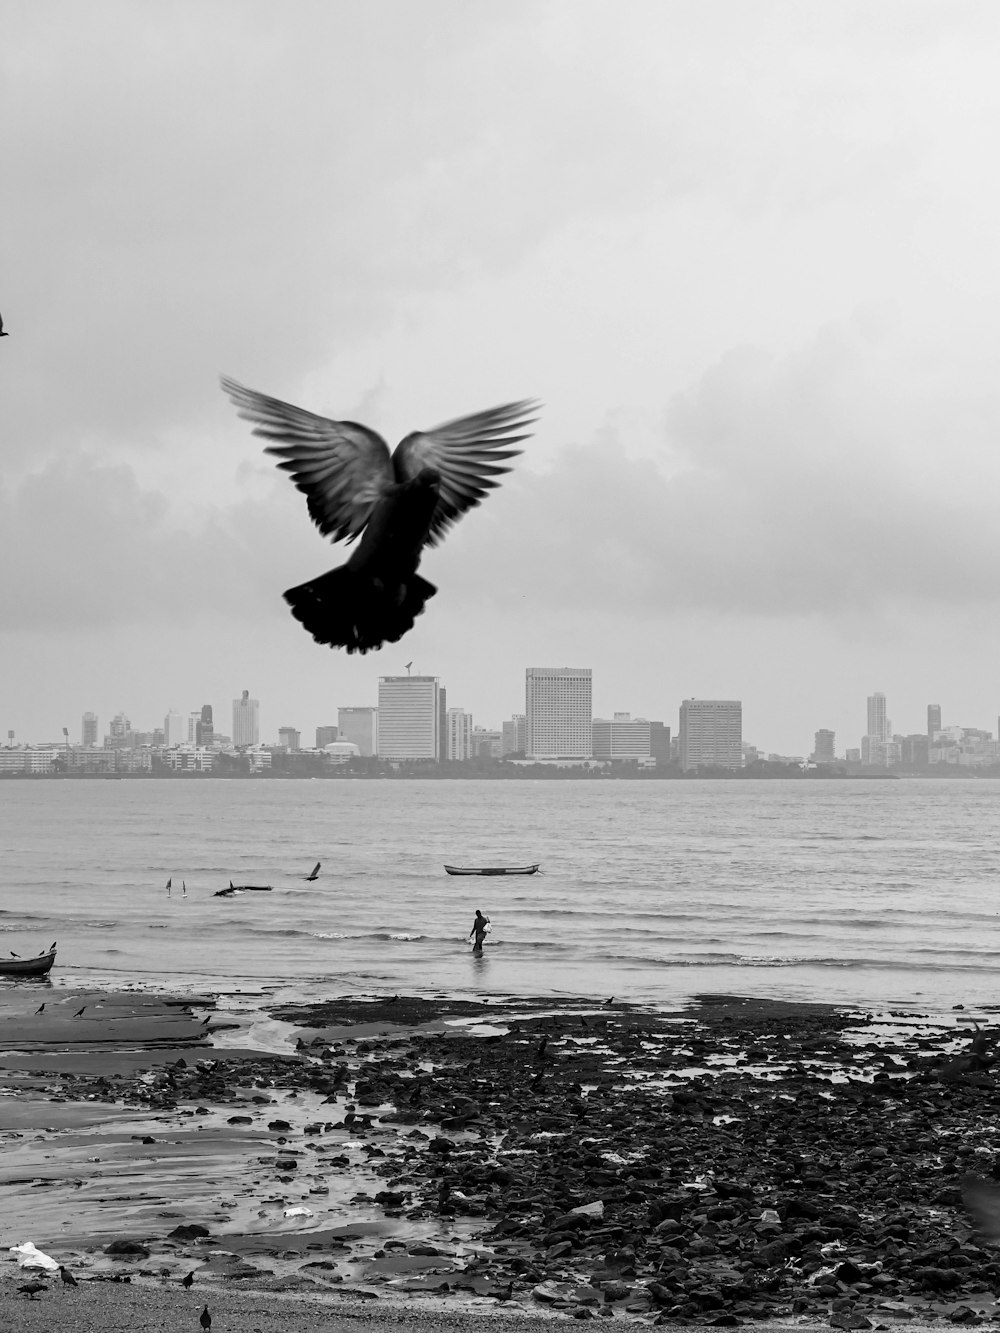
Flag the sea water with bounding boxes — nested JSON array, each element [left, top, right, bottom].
[[2, 777, 1000, 1012]]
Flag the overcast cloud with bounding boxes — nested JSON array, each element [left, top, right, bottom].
[[4, 1, 1000, 753]]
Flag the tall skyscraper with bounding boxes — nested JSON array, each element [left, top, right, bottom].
[[377, 677, 440, 760], [316, 725, 339, 748], [105, 712, 132, 749], [338, 707, 377, 756], [928, 704, 941, 739], [525, 668, 593, 760], [81, 712, 98, 747], [678, 699, 743, 770], [867, 693, 889, 743], [196, 704, 214, 747], [445, 708, 473, 760], [232, 690, 260, 748], [164, 709, 186, 747], [812, 729, 836, 763]]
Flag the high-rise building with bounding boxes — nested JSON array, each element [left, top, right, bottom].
[[186, 711, 202, 744], [678, 699, 743, 770], [649, 722, 671, 764], [81, 712, 98, 747], [502, 714, 526, 756], [316, 725, 338, 749], [338, 707, 377, 756], [196, 705, 214, 748], [525, 668, 593, 760], [812, 729, 836, 763], [232, 690, 260, 748], [377, 677, 440, 760], [277, 727, 301, 751], [164, 709, 186, 747], [445, 708, 473, 760], [928, 704, 942, 739], [592, 713, 655, 761], [867, 693, 889, 743]]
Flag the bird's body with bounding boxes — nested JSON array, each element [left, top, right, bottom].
[[19, 1282, 47, 1298], [305, 862, 321, 881], [200, 1304, 212, 1330], [181, 1271, 194, 1288], [0, 311, 8, 337], [59, 1266, 78, 1286], [74, 1006, 86, 1017], [221, 378, 538, 653], [34, 1003, 45, 1014]]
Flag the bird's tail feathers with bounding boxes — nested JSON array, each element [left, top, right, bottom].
[[284, 564, 437, 654]]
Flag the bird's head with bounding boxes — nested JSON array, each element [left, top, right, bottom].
[[413, 466, 440, 489]]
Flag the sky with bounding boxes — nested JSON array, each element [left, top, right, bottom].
[[4, 1, 1000, 755]]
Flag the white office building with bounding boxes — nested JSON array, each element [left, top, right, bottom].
[[232, 690, 260, 748], [525, 667, 593, 760], [377, 677, 440, 760], [678, 699, 743, 770]]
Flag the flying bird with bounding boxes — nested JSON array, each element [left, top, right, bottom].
[[304, 862, 321, 881], [221, 377, 539, 653]]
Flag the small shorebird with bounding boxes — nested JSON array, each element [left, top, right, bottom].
[[59, 1266, 78, 1286], [200, 1305, 212, 1330]]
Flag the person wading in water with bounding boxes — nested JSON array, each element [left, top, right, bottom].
[[469, 909, 491, 953]]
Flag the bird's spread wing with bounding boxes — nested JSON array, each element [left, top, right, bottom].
[[221, 377, 396, 543], [392, 399, 540, 547]]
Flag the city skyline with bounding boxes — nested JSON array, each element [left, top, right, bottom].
[[6, 8, 1000, 756], [5, 674, 998, 766]]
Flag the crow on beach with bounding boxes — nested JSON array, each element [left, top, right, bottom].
[[181, 1271, 194, 1288], [19, 1282, 47, 1299], [59, 1266, 78, 1286], [200, 1304, 212, 1330], [221, 377, 539, 654]]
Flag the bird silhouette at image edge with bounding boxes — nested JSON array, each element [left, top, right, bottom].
[[0, 311, 8, 337], [200, 1304, 212, 1330], [221, 377, 539, 654]]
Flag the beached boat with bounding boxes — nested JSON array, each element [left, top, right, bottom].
[[444, 863, 540, 877], [0, 949, 56, 978]]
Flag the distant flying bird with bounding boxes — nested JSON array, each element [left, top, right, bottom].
[[0, 311, 8, 337], [305, 862, 321, 881], [200, 1304, 212, 1330], [221, 377, 538, 653], [59, 1266, 78, 1287]]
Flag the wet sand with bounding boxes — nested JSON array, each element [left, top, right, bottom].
[[3, 986, 1000, 1327]]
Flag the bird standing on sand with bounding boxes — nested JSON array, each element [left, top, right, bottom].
[[200, 1304, 212, 1330], [221, 377, 538, 653], [34, 1003, 45, 1014], [59, 1266, 78, 1286], [18, 1282, 47, 1298], [74, 1006, 86, 1017], [181, 1271, 194, 1288]]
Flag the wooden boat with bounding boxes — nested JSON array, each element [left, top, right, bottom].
[[215, 881, 273, 898], [0, 949, 56, 978], [444, 863, 540, 877]]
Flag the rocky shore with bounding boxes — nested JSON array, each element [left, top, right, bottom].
[[3, 988, 1000, 1327]]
